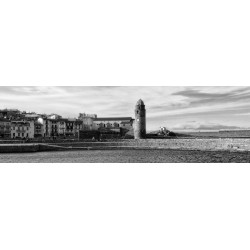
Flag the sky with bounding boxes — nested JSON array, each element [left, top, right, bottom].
[[1, 86, 250, 131]]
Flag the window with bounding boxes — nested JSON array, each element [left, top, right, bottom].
[[18, 133, 20, 137], [22, 133, 24, 137]]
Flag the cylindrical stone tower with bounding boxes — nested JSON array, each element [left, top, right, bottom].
[[134, 99, 146, 139]]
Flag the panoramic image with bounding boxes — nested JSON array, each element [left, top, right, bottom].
[[0, 86, 250, 163]]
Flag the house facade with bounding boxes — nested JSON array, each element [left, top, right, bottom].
[[34, 121, 45, 137], [78, 113, 97, 131], [57, 119, 67, 136], [92, 117, 134, 131], [0, 109, 21, 120], [11, 120, 35, 139], [0, 118, 11, 138]]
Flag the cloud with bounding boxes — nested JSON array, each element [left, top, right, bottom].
[[0, 86, 250, 130], [171, 121, 244, 131], [172, 87, 250, 109], [233, 112, 250, 116]]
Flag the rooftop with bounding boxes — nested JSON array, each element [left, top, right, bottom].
[[0, 109, 20, 112], [121, 121, 132, 124], [24, 114, 39, 118], [93, 117, 133, 121], [57, 118, 68, 122], [11, 121, 30, 125]]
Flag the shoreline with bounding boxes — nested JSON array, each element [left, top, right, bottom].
[[1, 138, 250, 153]]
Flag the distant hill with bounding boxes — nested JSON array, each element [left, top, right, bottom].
[[178, 130, 250, 138]]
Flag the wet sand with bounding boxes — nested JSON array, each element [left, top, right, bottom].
[[1, 149, 250, 163]]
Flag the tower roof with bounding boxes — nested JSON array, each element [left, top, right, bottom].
[[136, 99, 145, 106]]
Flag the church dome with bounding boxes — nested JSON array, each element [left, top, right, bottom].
[[136, 99, 145, 106]]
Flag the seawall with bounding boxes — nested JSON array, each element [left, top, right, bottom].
[[0, 144, 40, 153], [0, 144, 76, 153]]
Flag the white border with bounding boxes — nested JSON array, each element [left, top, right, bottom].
[[1, 163, 250, 250], [1, 0, 250, 249]]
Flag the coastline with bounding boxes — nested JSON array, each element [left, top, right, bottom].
[[1, 138, 250, 153]]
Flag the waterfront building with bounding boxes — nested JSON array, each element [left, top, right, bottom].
[[47, 114, 62, 120], [24, 113, 40, 119], [57, 118, 67, 136], [64, 119, 82, 137], [0, 109, 21, 120], [34, 120, 45, 137], [78, 113, 97, 131], [0, 118, 11, 138], [43, 118, 58, 137], [65, 119, 75, 136], [79, 113, 97, 119], [74, 120, 83, 137], [50, 119, 58, 136], [92, 117, 133, 130], [44, 118, 52, 137], [11, 120, 34, 139], [42, 118, 83, 138]]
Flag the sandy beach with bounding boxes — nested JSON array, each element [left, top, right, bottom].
[[1, 149, 250, 163]]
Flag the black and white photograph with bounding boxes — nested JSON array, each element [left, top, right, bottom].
[[1, 86, 250, 163], [1, 0, 250, 249]]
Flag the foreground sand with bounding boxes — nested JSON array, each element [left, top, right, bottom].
[[1, 149, 250, 163]]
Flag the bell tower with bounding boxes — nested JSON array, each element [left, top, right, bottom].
[[134, 99, 146, 139]]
